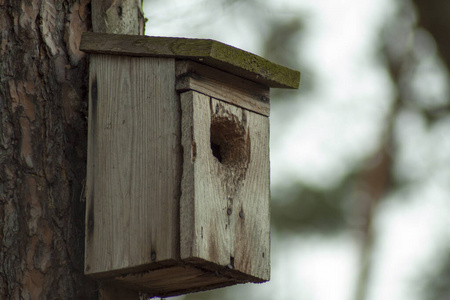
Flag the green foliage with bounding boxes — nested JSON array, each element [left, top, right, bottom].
[[271, 179, 353, 235]]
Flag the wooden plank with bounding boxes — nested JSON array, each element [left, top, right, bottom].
[[176, 60, 270, 117], [115, 265, 237, 297], [224, 96, 271, 281], [85, 54, 181, 276], [180, 91, 270, 281], [80, 32, 300, 89], [180, 91, 230, 267]]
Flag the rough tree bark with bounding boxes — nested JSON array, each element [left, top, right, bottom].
[[0, 0, 143, 299], [92, 0, 145, 35], [0, 0, 97, 299]]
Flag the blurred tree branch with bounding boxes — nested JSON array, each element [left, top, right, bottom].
[[409, 2, 450, 300], [354, 1, 450, 299], [412, 0, 450, 69]]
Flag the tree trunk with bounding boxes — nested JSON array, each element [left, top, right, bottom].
[[0, 0, 96, 298], [92, 0, 145, 35], [0, 0, 140, 298]]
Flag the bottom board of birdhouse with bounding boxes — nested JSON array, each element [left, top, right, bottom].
[[98, 260, 265, 297]]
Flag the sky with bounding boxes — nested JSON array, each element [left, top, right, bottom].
[[143, 1, 450, 299]]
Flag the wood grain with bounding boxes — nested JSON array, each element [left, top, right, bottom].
[[176, 60, 270, 116], [85, 53, 270, 295], [115, 265, 238, 297], [85, 54, 181, 276], [180, 91, 230, 267], [180, 91, 270, 281], [80, 32, 301, 89]]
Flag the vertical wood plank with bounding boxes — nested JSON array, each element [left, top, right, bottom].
[[85, 54, 181, 276], [229, 101, 270, 281], [180, 91, 270, 280], [180, 91, 230, 267]]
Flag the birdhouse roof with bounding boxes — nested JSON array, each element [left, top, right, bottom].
[[80, 32, 300, 89]]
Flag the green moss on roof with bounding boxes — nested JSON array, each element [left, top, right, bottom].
[[80, 32, 300, 89]]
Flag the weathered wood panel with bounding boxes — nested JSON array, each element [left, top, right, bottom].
[[180, 91, 270, 281], [176, 60, 270, 116], [80, 32, 301, 89], [85, 54, 181, 276], [180, 91, 230, 268], [115, 265, 237, 297]]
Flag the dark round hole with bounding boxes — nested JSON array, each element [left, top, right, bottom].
[[211, 142, 223, 163], [209, 103, 250, 170]]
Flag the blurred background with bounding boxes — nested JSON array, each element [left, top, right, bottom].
[[143, 0, 450, 299]]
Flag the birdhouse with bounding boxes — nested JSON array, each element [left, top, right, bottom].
[[80, 32, 300, 297]]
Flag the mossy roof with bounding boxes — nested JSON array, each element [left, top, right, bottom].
[[80, 32, 300, 89]]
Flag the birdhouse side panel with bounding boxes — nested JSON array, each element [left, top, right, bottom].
[[85, 54, 181, 276]]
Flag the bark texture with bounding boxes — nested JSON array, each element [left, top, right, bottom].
[[0, 0, 97, 299], [92, 0, 145, 34]]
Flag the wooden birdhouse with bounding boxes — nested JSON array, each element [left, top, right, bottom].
[[80, 32, 300, 297]]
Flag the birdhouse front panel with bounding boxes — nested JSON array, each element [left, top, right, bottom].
[[180, 91, 270, 282]]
